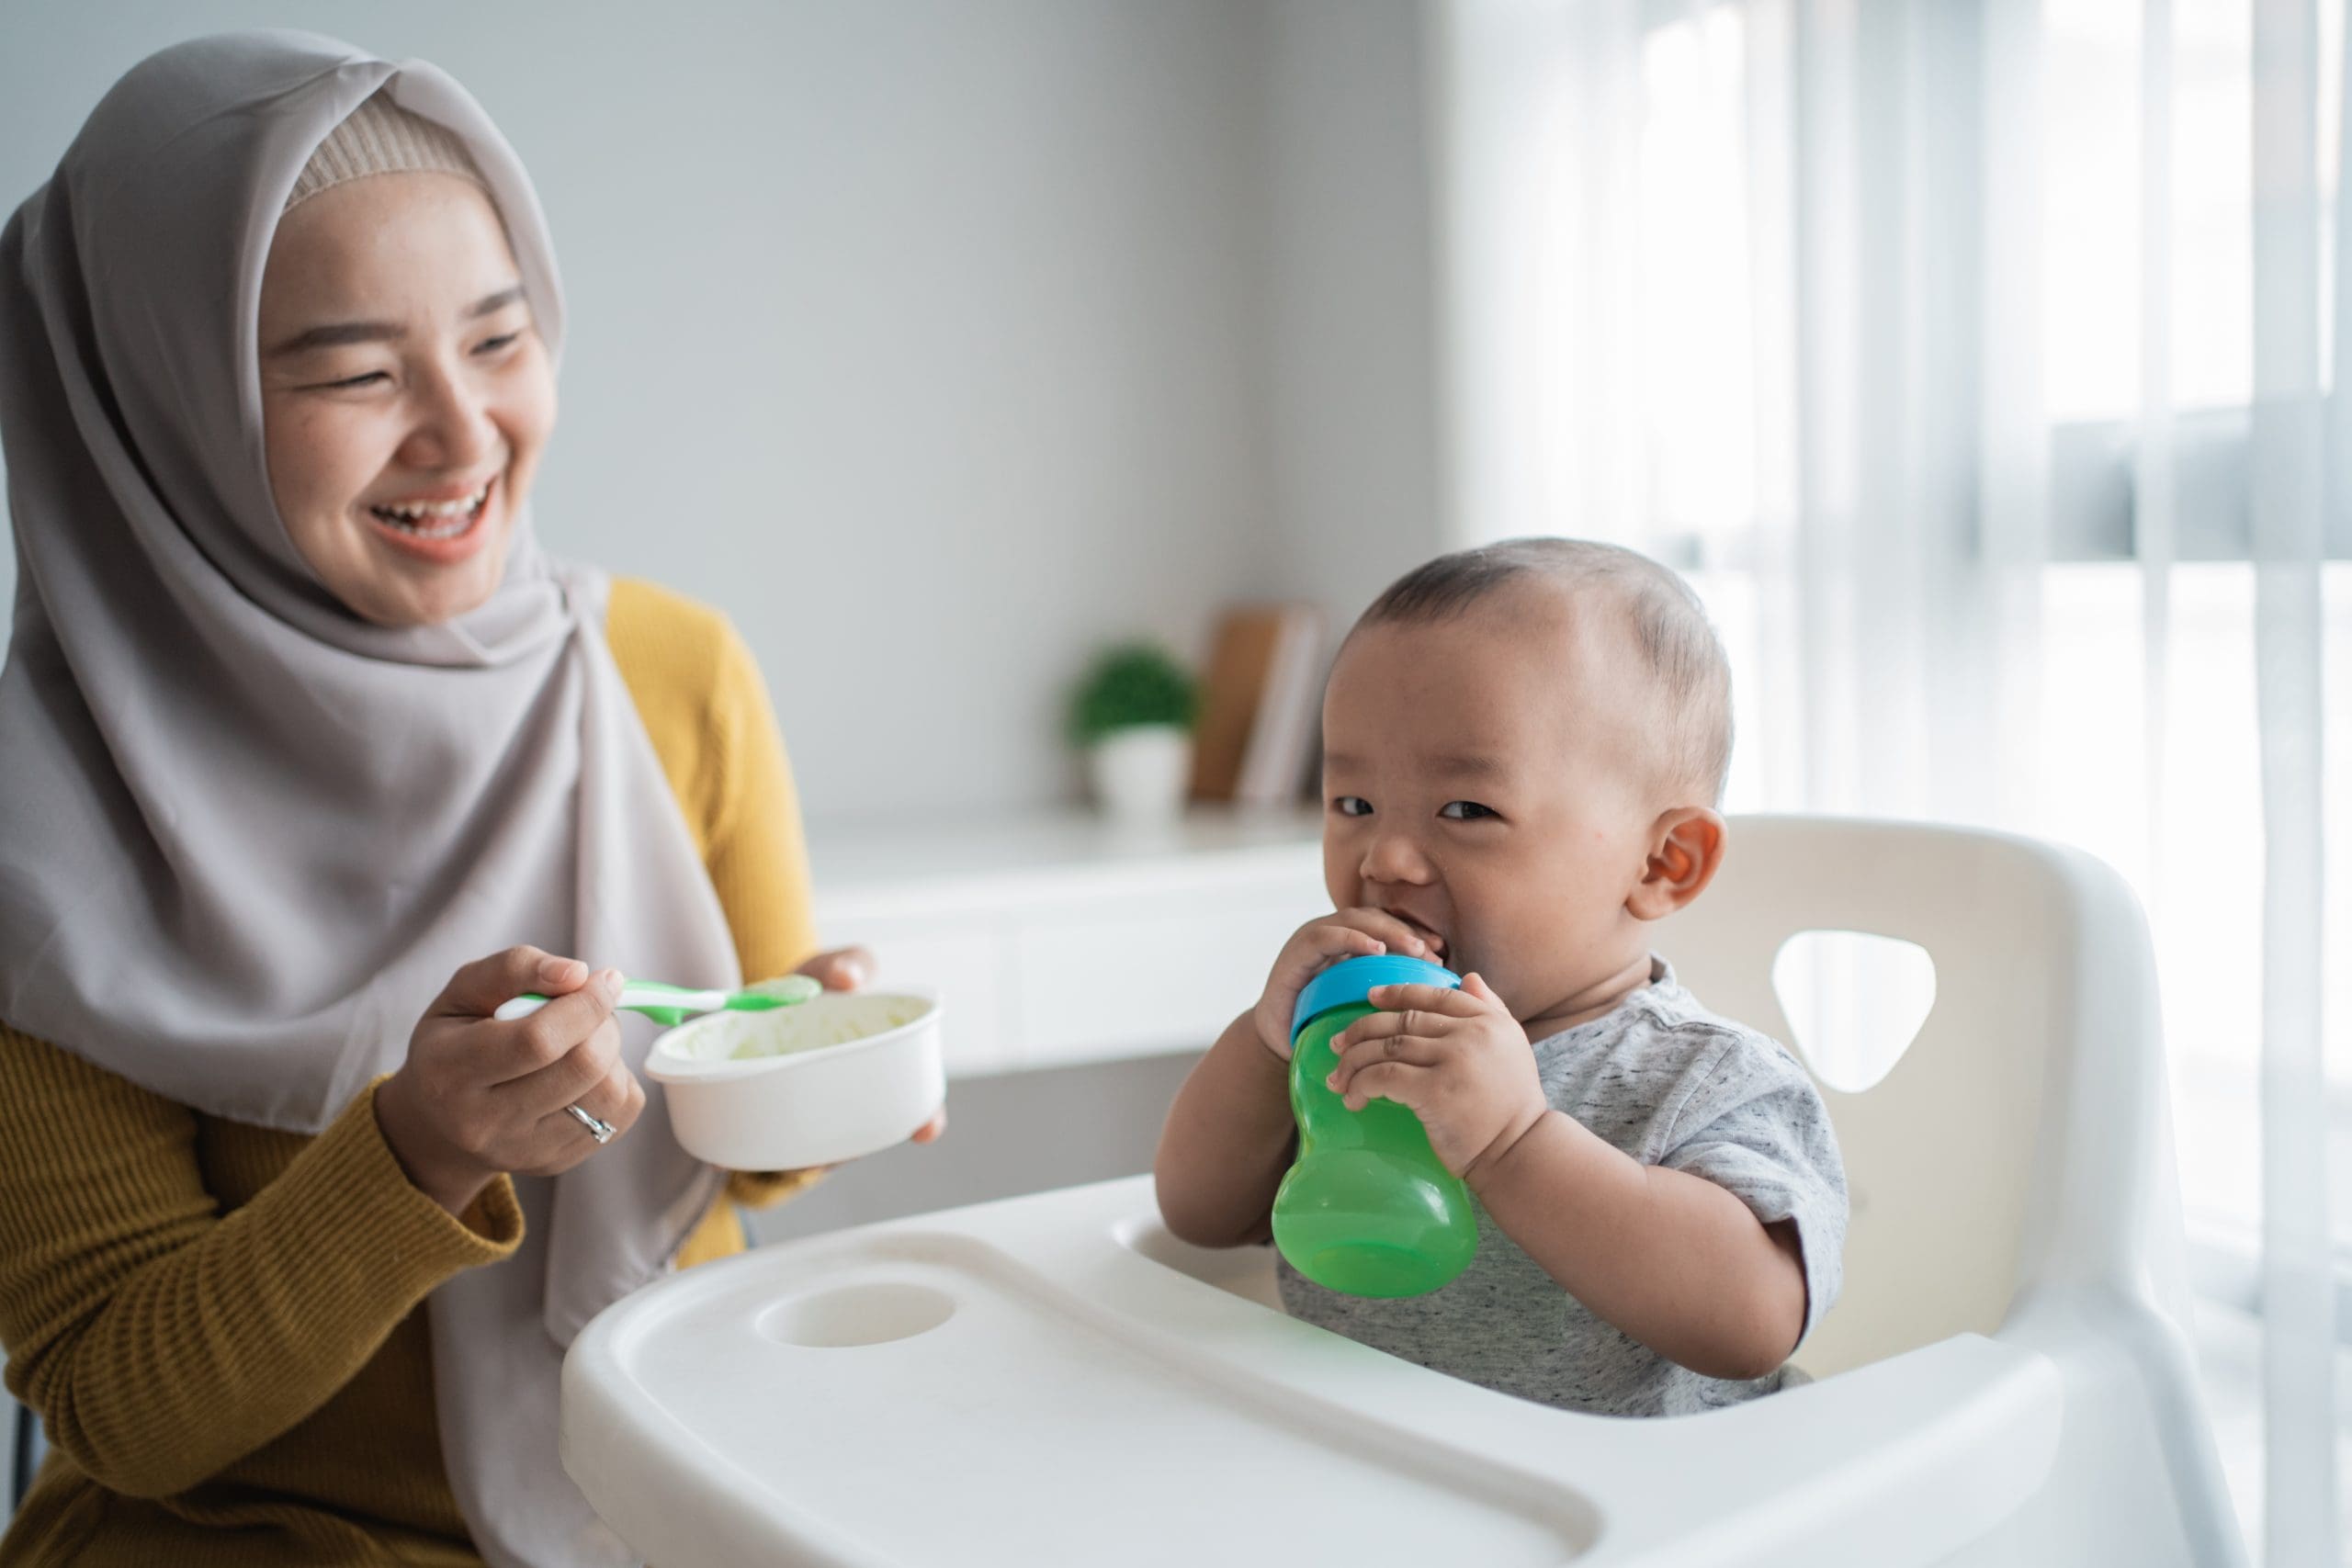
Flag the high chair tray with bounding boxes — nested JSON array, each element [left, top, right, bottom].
[[561, 1176, 2062, 1567]]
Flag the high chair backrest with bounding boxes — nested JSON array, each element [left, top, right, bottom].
[[1655, 817, 2178, 1377]]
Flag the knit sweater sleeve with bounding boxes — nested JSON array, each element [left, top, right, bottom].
[[700, 604, 821, 987], [605, 581, 826, 1211], [0, 1025, 520, 1498], [605, 579, 820, 984], [705, 614, 829, 1209]]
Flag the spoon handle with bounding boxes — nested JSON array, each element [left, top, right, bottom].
[[493, 981, 726, 1023]]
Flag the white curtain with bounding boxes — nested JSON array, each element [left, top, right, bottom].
[[1433, 0, 2346, 1559]]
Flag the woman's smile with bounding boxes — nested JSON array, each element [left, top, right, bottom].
[[363, 472, 498, 563]]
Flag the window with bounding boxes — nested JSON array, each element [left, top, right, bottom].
[[1620, 0, 2352, 1277]]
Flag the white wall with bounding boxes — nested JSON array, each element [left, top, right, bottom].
[[0, 0, 1443, 821], [1259, 0, 1448, 630]]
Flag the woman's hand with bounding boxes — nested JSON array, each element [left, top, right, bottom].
[[795, 944, 873, 992], [375, 947, 643, 1215]]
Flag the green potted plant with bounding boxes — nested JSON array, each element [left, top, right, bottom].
[[1068, 642, 1197, 823]]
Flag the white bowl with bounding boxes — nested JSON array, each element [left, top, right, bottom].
[[645, 990, 944, 1170]]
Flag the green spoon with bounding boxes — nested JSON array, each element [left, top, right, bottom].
[[493, 975, 824, 1030]]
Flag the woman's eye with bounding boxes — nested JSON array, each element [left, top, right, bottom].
[[1439, 800, 1498, 820], [1332, 795, 1372, 818], [322, 370, 389, 390], [474, 332, 521, 355]]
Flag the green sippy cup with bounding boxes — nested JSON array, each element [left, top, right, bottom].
[[1272, 953, 1477, 1298]]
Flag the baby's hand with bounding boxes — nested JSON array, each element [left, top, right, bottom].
[[1251, 908, 1442, 1060], [1325, 975, 1548, 1179]]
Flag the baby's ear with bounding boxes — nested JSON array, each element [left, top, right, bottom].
[[1626, 807, 1726, 921]]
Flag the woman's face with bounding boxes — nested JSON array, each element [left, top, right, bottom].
[[258, 172, 555, 627]]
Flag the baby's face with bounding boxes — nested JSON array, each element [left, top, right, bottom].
[[1320, 586, 1667, 1026]]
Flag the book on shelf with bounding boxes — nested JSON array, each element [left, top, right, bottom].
[[1190, 602, 1326, 807]]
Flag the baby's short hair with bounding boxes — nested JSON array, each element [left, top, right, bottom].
[[1357, 537, 1734, 805]]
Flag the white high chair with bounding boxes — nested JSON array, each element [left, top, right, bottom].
[[560, 817, 2243, 1566]]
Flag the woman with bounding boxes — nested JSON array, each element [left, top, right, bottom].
[[0, 31, 933, 1567]]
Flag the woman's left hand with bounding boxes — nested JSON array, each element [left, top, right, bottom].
[[792, 944, 945, 1145], [795, 945, 873, 992]]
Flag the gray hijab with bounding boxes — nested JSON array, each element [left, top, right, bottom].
[[0, 31, 738, 1566]]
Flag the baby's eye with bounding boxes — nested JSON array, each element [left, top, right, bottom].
[[1332, 795, 1373, 818], [1439, 800, 1498, 820], [474, 332, 521, 355]]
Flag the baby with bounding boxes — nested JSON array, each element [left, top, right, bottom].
[[1155, 538, 1847, 1417]]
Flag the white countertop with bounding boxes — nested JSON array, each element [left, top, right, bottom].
[[797, 806, 1326, 1071], [806, 806, 1322, 919]]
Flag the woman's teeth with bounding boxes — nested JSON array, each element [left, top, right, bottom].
[[369, 482, 490, 538]]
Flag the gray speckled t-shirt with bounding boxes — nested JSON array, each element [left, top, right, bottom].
[[1276, 955, 1847, 1417]]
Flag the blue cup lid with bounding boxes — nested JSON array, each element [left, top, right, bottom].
[[1291, 953, 1462, 1039]]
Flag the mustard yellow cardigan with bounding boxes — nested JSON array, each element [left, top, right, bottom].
[[0, 581, 820, 1566]]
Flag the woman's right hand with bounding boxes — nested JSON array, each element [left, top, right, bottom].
[[374, 947, 642, 1214], [1250, 908, 1442, 1061]]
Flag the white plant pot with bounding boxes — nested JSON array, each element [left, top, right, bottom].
[[1087, 725, 1192, 824]]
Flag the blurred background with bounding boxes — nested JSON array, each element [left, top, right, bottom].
[[0, 1, 2344, 1560]]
